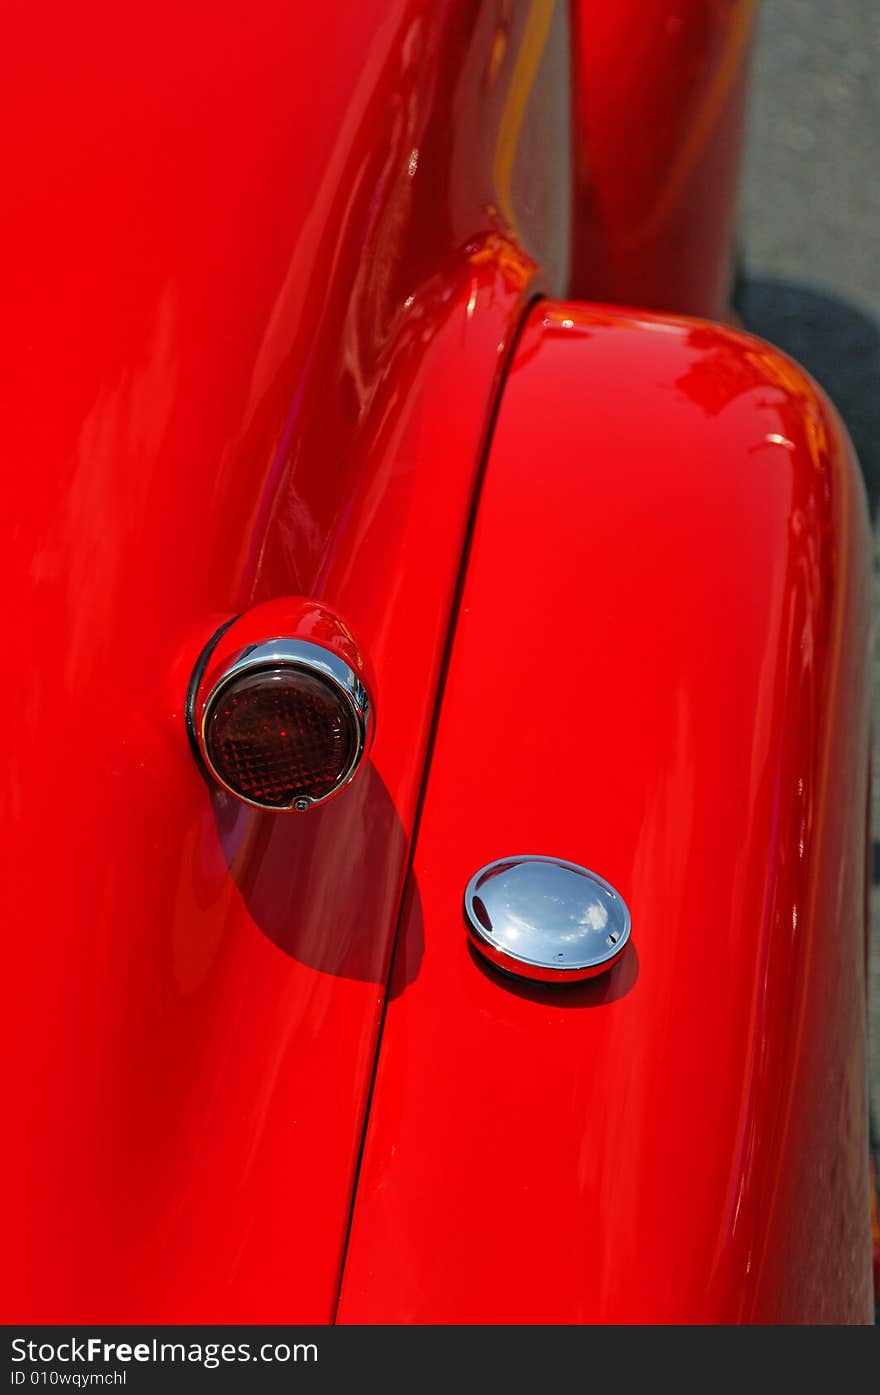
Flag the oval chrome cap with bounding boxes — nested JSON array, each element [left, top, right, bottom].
[[464, 857, 631, 983]]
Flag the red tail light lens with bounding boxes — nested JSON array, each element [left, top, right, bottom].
[[204, 668, 357, 810]]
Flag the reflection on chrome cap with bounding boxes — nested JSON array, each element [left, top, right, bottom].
[[464, 856, 631, 984]]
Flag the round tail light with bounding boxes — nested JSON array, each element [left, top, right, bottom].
[[187, 602, 374, 811]]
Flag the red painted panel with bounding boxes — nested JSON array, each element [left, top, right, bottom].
[[338, 304, 874, 1323], [0, 5, 569, 1320], [569, 0, 755, 317]]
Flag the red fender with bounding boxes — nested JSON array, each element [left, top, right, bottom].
[[338, 302, 874, 1324], [569, 0, 755, 316]]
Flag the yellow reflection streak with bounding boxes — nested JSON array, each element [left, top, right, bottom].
[[631, 0, 757, 247], [492, 0, 555, 238]]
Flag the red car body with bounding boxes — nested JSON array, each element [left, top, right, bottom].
[[1, 0, 873, 1323]]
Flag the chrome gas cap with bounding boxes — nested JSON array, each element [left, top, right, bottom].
[[464, 856, 631, 983]]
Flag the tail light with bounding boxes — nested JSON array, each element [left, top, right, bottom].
[[187, 599, 374, 811]]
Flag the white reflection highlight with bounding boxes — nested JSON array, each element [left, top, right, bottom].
[[578, 901, 608, 932]]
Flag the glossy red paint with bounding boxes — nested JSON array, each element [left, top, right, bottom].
[[569, 0, 754, 317], [0, 4, 570, 1320], [196, 600, 373, 703], [337, 304, 874, 1323]]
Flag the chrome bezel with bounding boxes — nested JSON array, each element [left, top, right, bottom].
[[464, 855, 632, 983], [197, 638, 373, 812]]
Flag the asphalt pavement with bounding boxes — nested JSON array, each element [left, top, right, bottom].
[[739, 0, 880, 1128]]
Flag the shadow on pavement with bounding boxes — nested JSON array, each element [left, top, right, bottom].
[[737, 274, 880, 517]]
